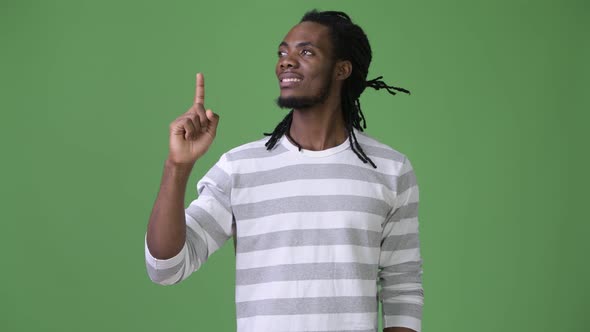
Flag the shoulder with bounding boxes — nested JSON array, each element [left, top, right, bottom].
[[353, 129, 407, 166], [226, 135, 269, 154], [219, 135, 284, 163]]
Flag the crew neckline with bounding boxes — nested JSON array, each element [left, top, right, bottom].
[[280, 127, 357, 157]]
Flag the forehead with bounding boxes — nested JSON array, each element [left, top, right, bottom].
[[281, 21, 332, 50]]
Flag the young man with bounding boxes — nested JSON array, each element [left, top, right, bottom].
[[145, 10, 423, 332]]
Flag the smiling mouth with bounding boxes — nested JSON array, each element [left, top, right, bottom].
[[279, 78, 302, 89], [280, 78, 302, 83]]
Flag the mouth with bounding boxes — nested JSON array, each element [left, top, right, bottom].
[[279, 76, 302, 89], [279, 73, 303, 89], [280, 77, 302, 89], [280, 77, 302, 83]]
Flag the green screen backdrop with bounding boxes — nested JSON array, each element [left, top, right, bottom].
[[1, 0, 588, 331]]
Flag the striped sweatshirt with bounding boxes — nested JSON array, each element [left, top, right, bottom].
[[144, 127, 424, 332]]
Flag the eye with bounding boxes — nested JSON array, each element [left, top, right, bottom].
[[277, 50, 287, 57], [301, 49, 313, 56]]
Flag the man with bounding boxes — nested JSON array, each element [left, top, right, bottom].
[[145, 10, 423, 332]]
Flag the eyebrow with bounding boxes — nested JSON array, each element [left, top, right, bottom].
[[278, 41, 319, 49]]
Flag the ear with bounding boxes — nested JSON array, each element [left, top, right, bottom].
[[334, 60, 352, 81]]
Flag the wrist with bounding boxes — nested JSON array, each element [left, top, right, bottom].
[[164, 158, 194, 178]]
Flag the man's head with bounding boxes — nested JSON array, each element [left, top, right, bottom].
[[266, 10, 411, 169], [275, 10, 369, 110]]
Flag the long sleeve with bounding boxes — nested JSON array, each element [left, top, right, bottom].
[[378, 156, 424, 332], [145, 153, 235, 285]]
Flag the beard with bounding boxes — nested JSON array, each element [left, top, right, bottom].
[[275, 79, 332, 110]]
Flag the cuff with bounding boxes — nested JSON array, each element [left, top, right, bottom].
[[144, 233, 187, 269], [383, 315, 421, 332]]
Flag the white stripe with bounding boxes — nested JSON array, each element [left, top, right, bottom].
[[379, 248, 421, 267], [381, 282, 423, 291], [235, 279, 378, 302], [236, 245, 380, 269], [238, 211, 384, 237], [383, 315, 421, 332], [234, 153, 403, 175], [391, 185, 417, 210], [382, 296, 424, 305], [233, 178, 395, 204], [237, 312, 378, 332], [215, 153, 232, 174]]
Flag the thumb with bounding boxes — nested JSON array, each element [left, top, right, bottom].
[[206, 109, 220, 134]]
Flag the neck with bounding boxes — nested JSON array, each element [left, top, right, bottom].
[[287, 100, 348, 151]]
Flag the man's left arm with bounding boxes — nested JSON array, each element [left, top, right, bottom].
[[384, 328, 417, 332], [378, 156, 424, 332]]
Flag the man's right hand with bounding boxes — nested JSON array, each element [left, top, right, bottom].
[[168, 73, 220, 167]]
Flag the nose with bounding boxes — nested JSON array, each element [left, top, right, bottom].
[[279, 53, 298, 70]]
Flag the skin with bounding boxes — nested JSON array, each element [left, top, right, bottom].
[[146, 73, 219, 260], [276, 21, 352, 151], [145, 21, 416, 332], [383, 328, 416, 332]]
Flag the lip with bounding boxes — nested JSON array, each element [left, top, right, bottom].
[[278, 71, 303, 89]]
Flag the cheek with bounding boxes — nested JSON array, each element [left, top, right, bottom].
[[308, 69, 331, 88]]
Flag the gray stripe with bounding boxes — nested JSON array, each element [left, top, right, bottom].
[[233, 164, 398, 192], [186, 224, 209, 265], [293, 330, 376, 332], [381, 288, 424, 300], [380, 261, 423, 274], [233, 195, 391, 220], [236, 262, 379, 285], [379, 272, 423, 287], [145, 258, 184, 284], [396, 167, 416, 194], [237, 228, 382, 253], [381, 232, 420, 252], [389, 202, 418, 222], [226, 144, 289, 161], [360, 144, 405, 163], [185, 205, 229, 248], [382, 302, 423, 320], [236, 296, 378, 318], [202, 164, 231, 193]]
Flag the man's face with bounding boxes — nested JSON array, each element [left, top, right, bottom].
[[275, 21, 336, 109]]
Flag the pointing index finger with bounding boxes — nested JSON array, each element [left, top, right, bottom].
[[194, 72, 205, 105]]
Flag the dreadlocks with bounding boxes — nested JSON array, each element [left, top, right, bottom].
[[264, 9, 410, 169]]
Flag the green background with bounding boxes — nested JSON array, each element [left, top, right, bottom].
[[1, 0, 588, 331]]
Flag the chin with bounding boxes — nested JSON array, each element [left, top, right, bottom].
[[276, 95, 319, 109]]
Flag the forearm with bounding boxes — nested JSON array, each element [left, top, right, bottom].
[[146, 158, 194, 259], [384, 328, 416, 332]]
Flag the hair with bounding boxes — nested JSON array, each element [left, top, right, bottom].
[[264, 9, 410, 169]]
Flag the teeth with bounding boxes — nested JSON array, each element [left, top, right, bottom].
[[282, 78, 301, 82]]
